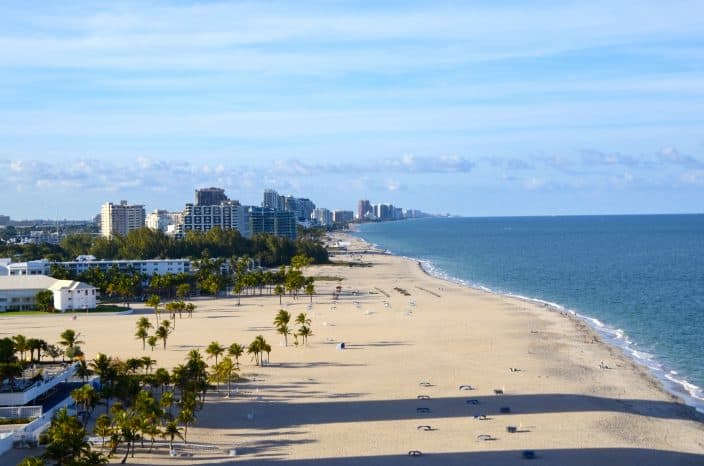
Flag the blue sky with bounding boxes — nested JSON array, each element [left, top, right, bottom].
[[1, 0, 703, 219]]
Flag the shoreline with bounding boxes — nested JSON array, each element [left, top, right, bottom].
[[3, 232, 704, 464], [344, 229, 704, 419]]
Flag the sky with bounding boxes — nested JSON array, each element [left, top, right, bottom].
[[1, 0, 703, 219]]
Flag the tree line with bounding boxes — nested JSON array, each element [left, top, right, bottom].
[[0, 227, 329, 266]]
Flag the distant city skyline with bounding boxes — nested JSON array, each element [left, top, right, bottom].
[[1, 1, 703, 218]]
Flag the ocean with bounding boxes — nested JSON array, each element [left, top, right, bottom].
[[355, 215, 704, 413]]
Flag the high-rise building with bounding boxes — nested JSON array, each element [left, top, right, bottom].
[[332, 210, 354, 224], [0, 215, 10, 226], [100, 201, 145, 238], [262, 189, 284, 210], [312, 208, 333, 227], [357, 200, 372, 220], [195, 187, 228, 206], [248, 207, 297, 239], [146, 210, 183, 233], [178, 200, 249, 237], [374, 203, 394, 221]]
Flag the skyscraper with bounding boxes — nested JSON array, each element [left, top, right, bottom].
[[195, 187, 228, 206], [100, 201, 145, 238], [262, 189, 284, 210], [357, 200, 372, 220]]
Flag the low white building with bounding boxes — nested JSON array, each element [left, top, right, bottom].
[[0, 275, 97, 312], [49, 280, 98, 311], [0, 257, 191, 278]]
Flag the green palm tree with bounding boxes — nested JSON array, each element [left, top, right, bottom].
[[178, 407, 196, 443], [93, 414, 112, 453], [155, 325, 171, 350], [186, 302, 196, 318], [134, 327, 149, 350], [247, 340, 261, 366], [146, 294, 161, 327], [13, 334, 28, 361], [17, 457, 45, 466], [218, 357, 237, 397], [298, 325, 313, 345], [205, 341, 225, 367], [58, 329, 84, 351], [228, 343, 244, 369], [147, 335, 158, 351], [305, 282, 315, 304], [163, 420, 183, 451], [296, 312, 311, 326], [274, 284, 284, 305], [273, 309, 292, 346]]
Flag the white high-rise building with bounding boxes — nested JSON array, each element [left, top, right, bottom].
[[100, 201, 145, 238], [146, 210, 183, 233], [312, 208, 333, 226]]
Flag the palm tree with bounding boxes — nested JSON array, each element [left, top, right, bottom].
[[296, 312, 311, 327], [147, 336, 158, 351], [58, 329, 84, 352], [13, 334, 28, 361], [76, 359, 92, 382], [262, 342, 272, 365], [155, 325, 171, 350], [146, 294, 161, 327], [163, 420, 183, 452], [218, 357, 237, 397], [71, 384, 99, 427], [273, 309, 292, 346], [205, 341, 225, 367], [247, 339, 261, 366], [185, 302, 196, 318], [135, 328, 149, 351], [44, 344, 63, 362], [140, 356, 156, 374], [93, 414, 112, 453], [228, 343, 244, 369], [274, 284, 284, 305], [160, 390, 175, 419], [178, 407, 196, 443], [17, 457, 45, 466], [305, 282, 315, 304], [298, 325, 313, 345]]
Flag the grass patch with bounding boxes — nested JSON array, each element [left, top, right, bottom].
[[0, 304, 128, 316], [330, 260, 373, 267], [313, 275, 345, 281], [0, 417, 35, 425]]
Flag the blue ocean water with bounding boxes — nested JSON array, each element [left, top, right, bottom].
[[356, 215, 704, 412]]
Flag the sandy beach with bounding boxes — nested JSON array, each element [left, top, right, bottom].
[[2, 232, 703, 465]]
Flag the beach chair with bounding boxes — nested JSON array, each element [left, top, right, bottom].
[[408, 450, 423, 457], [416, 425, 432, 431], [459, 384, 474, 391], [416, 407, 430, 413], [466, 399, 480, 405]]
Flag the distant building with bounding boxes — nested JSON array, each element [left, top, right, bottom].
[[374, 203, 394, 221], [100, 201, 145, 238], [332, 210, 354, 224], [195, 187, 228, 206], [312, 208, 333, 227], [357, 200, 373, 220], [0, 257, 190, 278], [0, 215, 9, 226], [0, 275, 97, 312], [262, 189, 315, 222], [248, 207, 297, 239], [262, 189, 284, 210], [146, 210, 182, 233], [178, 200, 249, 237]]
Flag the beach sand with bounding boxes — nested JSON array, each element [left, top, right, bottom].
[[2, 232, 703, 465]]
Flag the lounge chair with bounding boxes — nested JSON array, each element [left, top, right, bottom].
[[474, 414, 488, 420], [419, 381, 432, 387], [466, 399, 480, 405], [507, 426, 517, 433], [476, 434, 496, 441], [459, 384, 474, 391], [417, 395, 430, 400], [416, 425, 432, 431], [494, 388, 504, 395], [416, 407, 430, 413], [408, 450, 423, 457]]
